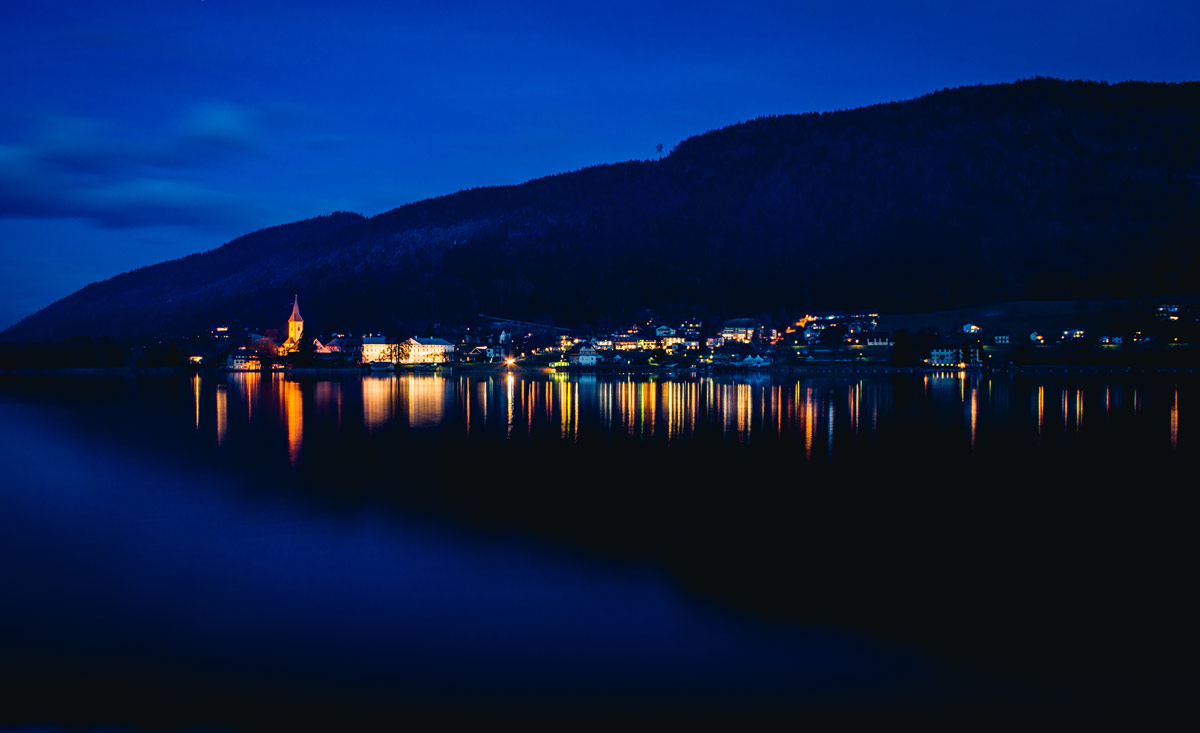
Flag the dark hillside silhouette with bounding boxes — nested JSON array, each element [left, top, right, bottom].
[[4, 78, 1198, 341]]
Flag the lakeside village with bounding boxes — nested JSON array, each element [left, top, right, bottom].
[[176, 295, 1199, 374]]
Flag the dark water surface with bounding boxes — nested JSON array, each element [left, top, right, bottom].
[[0, 371, 1191, 724]]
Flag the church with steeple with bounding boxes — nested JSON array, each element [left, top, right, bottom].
[[278, 294, 304, 355]]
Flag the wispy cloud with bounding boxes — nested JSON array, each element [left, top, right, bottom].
[[0, 103, 271, 230], [176, 102, 261, 150]]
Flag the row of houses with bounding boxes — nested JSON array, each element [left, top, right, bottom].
[[216, 297, 1194, 370], [556, 317, 784, 355], [556, 341, 773, 368]]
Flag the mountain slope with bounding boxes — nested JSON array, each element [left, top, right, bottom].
[[5, 78, 1199, 341]]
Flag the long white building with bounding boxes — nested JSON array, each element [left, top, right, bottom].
[[403, 337, 455, 363], [360, 335, 396, 363]]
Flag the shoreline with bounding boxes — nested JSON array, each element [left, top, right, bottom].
[[2, 363, 1196, 377]]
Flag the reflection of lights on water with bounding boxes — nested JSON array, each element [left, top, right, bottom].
[[1036, 386, 1044, 438], [737, 384, 751, 439], [778, 383, 789, 431], [848, 382, 860, 436], [527, 379, 534, 433], [407, 375, 448, 429], [1170, 388, 1178, 451], [968, 383, 977, 449], [208, 376, 1200, 460], [627, 383, 637, 437], [192, 373, 201, 430], [461, 376, 470, 436], [282, 379, 302, 466], [363, 376, 397, 432], [665, 382, 679, 441], [827, 401, 835, 455], [559, 377, 571, 439], [200, 375, 1200, 463], [233, 370, 260, 422], [691, 381, 698, 435], [187, 374, 1193, 468], [216, 383, 227, 447], [506, 372, 515, 439], [597, 381, 607, 429], [645, 381, 656, 438], [804, 387, 815, 461]]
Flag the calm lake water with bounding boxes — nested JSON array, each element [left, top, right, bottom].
[[0, 370, 1191, 724]]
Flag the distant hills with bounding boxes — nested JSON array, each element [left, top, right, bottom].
[[4, 77, 1198, 342]]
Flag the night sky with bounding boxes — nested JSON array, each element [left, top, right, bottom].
[[1, 1, 1197, 331]]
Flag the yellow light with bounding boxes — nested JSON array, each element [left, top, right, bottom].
[[505, 358, 516, 366]]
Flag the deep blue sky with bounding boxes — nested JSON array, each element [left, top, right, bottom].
[[1, 1, 1197, 330]]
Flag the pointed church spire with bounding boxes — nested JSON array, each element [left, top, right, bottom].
[[289, 294, 303, 323]]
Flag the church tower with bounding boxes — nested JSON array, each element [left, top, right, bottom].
[[279, 294, 304, 355], [287, 294, 303, 344]]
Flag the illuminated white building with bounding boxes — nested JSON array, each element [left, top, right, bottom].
[[403, 337, 455, 363], [361, 335, 396, 363]]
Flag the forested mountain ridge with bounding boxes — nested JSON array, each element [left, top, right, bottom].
[[5, 78, 1198, 341]]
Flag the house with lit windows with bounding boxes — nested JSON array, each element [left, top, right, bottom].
[[566, 342, 599, 366]]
